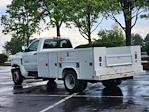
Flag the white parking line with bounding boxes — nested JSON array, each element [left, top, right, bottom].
[[0, 88, 12, 93], [0, 70, 11, 73], [0, 81, 48, 94], [2, 92, 149, 99], [39, 93, 77, 112]]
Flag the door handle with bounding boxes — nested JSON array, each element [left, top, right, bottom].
[[33, 53, 37, 55]]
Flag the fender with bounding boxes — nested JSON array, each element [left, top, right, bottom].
[[10, 52, 28, 78], [62, 66, 79, 79]]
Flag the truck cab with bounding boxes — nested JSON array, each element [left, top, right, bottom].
[[22, 38, 73, 72]]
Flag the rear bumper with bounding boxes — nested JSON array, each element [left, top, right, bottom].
[[92, 70, 145, 81], [99, 72, 136, 81], [93, 65, 144, 81]]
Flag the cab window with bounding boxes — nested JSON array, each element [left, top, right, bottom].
[[27, 40, 39, 51], [43, 39, 72, 49]]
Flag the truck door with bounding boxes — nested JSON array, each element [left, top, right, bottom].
[[22, 40, 39, 71], [49, 53, 58, 78]]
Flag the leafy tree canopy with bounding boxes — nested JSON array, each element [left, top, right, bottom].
[[145, 33, 149, 43], [1, 0, 69, 45], [1, 0, 41, 45], [93, 25, 125, 47], [131, 33, 144, 46], [76, 25, 125, 48], [3, 36, 24, 55], [67, 0, 103, 44], [0, 54, 8, 64], [144, 33, 149, 54], [101, 0, 149, 46]]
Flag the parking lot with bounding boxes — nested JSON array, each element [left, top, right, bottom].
[[0, 66, 149, 112]]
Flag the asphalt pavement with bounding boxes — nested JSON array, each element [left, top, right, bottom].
[[0, 66, 149, 112]]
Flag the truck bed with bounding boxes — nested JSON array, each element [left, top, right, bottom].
[[37, 46, 143, 81]]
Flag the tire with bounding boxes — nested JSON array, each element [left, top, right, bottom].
[[47, 78, 57, 89], [79, 80, 87, 91], [64, 70, 87, 93], [11, 68, 23, 85], [102, 79, 121, 88]]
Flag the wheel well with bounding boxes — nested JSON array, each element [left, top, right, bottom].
[[62, 68, 77, 79], [12, 64, 19, 68]]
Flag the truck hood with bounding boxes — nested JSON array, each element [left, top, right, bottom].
[[9, 52, 23, 60]]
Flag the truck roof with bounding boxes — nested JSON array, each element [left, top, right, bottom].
[[38, 37, 70, 40]]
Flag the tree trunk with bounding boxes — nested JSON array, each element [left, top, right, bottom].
[[125, 19, 132, 46], [56, 22, 61, 37], [121, 0, 132, 46], [87, 6, 91, 45], [27, 36, 30, 46], [26, 32, 30, 46], [56, 26, 60, 37]]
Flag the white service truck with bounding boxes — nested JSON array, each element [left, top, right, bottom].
[[10, 37, 143, 92]]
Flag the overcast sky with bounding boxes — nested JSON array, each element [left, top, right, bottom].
[[0, 0, 149, 53]]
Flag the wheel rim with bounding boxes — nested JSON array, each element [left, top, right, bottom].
[[65, 74, 75, 90], [13, 71, 19, 83]]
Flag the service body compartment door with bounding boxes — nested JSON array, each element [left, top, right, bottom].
[[38, 53, 50, 78], [49, 52, 58, 78], [38, 52, 58, 78], [106, 47, 132, 67]]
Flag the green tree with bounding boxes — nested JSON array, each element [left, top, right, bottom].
[[144, 33, 149, 44], [131, 33, 145, 52], [0, 54, 8, 64], [3, 36, 25, 55], [93, 25, 125, 47], [146, 45, 149, 55], [41, 0, 68, 36], [1, 0, 69, 46], [1, 0, 41, 46], [131, 33, 144, 46], [102, 0, 148, 46], [68, 0, 102, 44], [144, 33, 149, 55]]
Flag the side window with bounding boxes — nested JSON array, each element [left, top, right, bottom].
[[60, 40, 72, 48], [28, 40, 39, 51]]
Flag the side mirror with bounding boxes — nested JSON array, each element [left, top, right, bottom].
[[21, 46, 28, 52]]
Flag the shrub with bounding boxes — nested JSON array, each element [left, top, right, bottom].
[[147, 44, 149, 56], [75, 43, 103, 48], [0, 54, 8, 64]]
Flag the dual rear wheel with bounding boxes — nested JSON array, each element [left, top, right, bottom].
[[64, 70, 121, 93], [64, 70, 87, 93]]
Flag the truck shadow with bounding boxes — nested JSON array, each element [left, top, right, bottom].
[[12, 82, 67, 95], [13, 84, 125, 111], [50, 87, 124, 112]]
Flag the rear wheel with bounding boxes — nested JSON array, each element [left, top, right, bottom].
[[11, 68, 23, 85], [64, 70, 87, 93], [102, 79, 121, 88]]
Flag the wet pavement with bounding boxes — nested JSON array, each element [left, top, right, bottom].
[[0, 66, 149, 112]]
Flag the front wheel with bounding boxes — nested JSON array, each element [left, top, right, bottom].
[[11, 68, 23, 85], [64, 70, 87, 93]]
